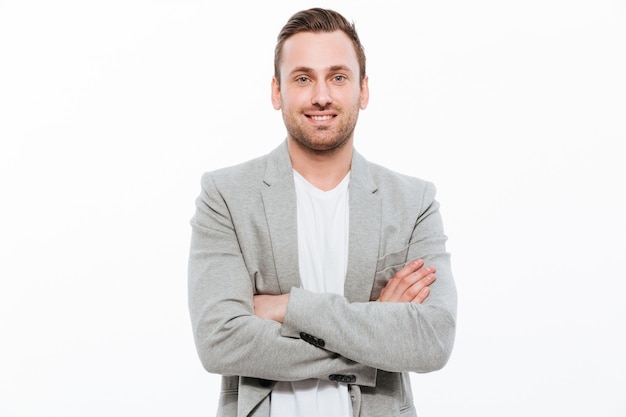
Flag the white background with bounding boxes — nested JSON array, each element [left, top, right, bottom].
[[1, 1, 625, 416]]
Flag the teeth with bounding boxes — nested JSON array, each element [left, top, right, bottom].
[[311, 115, 333, 121]]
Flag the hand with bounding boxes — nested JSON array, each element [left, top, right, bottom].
[[377, 259, 436, 304], [253, 293, 290, 323]]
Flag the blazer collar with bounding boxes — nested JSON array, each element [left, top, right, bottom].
[[261, 141, 381, 301]]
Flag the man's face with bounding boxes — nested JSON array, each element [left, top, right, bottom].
[[272, 31, 369, 153]]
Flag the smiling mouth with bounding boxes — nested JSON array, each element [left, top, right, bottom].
[[308, 115, 335, 121]]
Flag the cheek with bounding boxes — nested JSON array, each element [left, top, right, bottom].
[[340, 87, 365, 106], [280, 92, 305, 111]]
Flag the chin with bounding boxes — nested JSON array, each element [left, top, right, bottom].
[[296, 136, 351, 153]]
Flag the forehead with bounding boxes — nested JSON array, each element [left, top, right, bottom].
[[280, 31, 359, 73]]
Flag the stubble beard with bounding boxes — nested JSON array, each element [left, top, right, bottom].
[[283, 104, 360, 155]]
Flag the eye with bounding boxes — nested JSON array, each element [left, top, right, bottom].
[[295, 76, 309, 83], [333, 75, 347, 82]]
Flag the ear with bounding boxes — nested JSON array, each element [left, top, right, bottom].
[[359, 75, 370, 110], [271, 77, 282, 110]]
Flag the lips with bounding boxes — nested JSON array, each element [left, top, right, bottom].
[[310, 115, 334, 121]]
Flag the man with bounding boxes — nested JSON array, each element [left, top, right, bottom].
[[188, 8, 457, 417]]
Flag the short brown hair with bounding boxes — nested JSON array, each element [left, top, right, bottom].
[[274, 8, 366, 85]]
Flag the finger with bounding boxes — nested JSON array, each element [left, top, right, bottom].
[[413, 264, 436, 280], [394, 259, 425, 280], [380, 268, 435, 303], [395, 266, 435, 299], [410, 286, 430, 304], [399, 272, 436, 302], [378, 259, 425, 299]]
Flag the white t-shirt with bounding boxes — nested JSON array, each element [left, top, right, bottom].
[[269, 170, 352, 417]]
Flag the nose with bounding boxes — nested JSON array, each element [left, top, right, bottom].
[[312, 81, 333, 107]]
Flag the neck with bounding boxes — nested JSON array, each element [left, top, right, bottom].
[[287, 137, 353, 191]]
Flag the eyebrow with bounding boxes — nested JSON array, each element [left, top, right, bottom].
[[288, 65, 354, 77]]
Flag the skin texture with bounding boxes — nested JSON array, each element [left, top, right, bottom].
[[271, 31, 369, 191], [256, 30, 436, 322], [272, 31, 368, 154]]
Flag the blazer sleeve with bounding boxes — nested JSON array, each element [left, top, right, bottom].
[[188, 172, 377, 386], [280, 181, 457, 374]]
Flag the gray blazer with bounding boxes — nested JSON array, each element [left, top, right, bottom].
[[188, 141, 457, 416]]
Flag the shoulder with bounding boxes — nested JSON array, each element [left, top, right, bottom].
[[352, 153, 439, 216], [194, 154, 272, 214], [200, 141, 290, 192], [363, 158, 436, 199]]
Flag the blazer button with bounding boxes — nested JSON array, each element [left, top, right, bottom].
[[329, 374, 356, 384], [300, 332, 325, 348]]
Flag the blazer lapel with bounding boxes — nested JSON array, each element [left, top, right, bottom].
[[260, 143, 380, 300], [261, 141, 301, 294], [344, 150, 381, 302]]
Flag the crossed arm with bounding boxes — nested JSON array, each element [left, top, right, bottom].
[[189, 172, 456, 382], [254, 259, 436, 323]]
